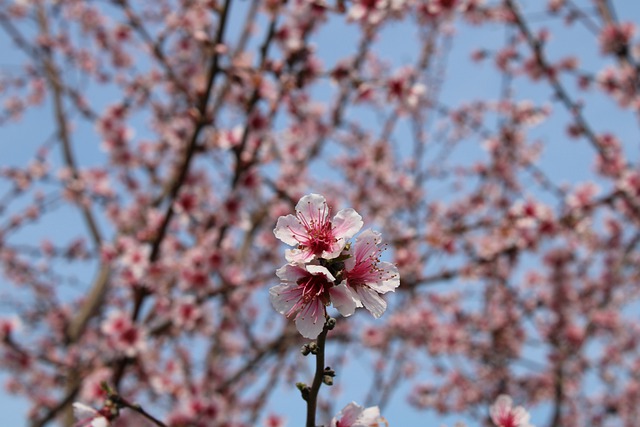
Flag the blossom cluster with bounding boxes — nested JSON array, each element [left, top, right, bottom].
[[270, 194, 400, 338]]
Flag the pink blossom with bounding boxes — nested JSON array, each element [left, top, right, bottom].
[[565, 182, 599, 210], [118, 237, 150, 282], [330, 401, 388, 427], [270, 263, 357, 338], [489, 395, 533, 427], [274, 194, 363, 263], [264, 414, 286, 427], [348, 0, 388, 25], [343, 229, 400, 318], [618, 170, 640, 199], [599, 22, 635, 55], [172, 295, 203, 331], [101, 311, 147, 357]]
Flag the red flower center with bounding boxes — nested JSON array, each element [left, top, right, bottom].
[[292, 204, 335, 255]]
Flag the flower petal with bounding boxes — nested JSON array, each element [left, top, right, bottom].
[[365, 261, 400, 293], [355, 229, 382, 248], [330, 282, 357, 317], [285, 247, 316, 263], [355, 286, 387, 318], [73, 403, 98, 420], [332, 208, 363, 240], [269, 283, 299, 315], [512, 406, 531, 424], [295, 299, 326, 338], [92, 418, 111, 427], [358, 406, 386, 426], [345, 229, 380, 271], [296, 193, 329, 219], [336, 402, 363, 426], [274, 214, 305, 246], [306, 264, 336, 282], [275, 263, 306, 282], [490, 395, 513, 424]]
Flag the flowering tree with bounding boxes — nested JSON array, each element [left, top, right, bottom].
[[1, 0, 639, 425]]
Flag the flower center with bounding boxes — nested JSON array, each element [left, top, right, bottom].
[[294, 204, 334, 255], [346, 250, 381, 288], [296, 274, 330, 304], [283, 272, 332, 319], [498, 414, 518, 427]]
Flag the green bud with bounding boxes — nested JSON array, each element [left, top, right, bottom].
[[296, 382, 310, 400], [327, 318, 336, 330], [301, 344, 311, 356]]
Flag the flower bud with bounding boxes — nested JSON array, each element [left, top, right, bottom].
[[326, 318, 337, 330]]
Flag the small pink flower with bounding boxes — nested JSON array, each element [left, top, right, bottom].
[[343, 229, 400, 318], [270, 263, 357, 338], [330, 402, 388, 427], [489, 395, 533, 427], [264, 414, 286, 427], [599, 22, 635, 55], [101, 311, 147, 357], [274, 194, 363, 263]]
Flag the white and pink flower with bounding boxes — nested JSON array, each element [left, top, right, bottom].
[[330, 401, 388, 427], [489, 395, 534, 427], [271, 194, 399, 338], [343, 229, 400, 318], [270, 263, 357, 338], [274, 193, 363, 263]]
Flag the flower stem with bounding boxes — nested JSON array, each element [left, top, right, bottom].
[[306, 323, 329, 427], [103, 384, 168, 427]]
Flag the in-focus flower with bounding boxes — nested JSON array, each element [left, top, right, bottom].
[[343, 229, 400, 318], [274, 193, 363, 263], [489, 395, 533, 427], [270, 263, 357, 338], [330, 401, 388, 427], [72, 402, 112, 427]]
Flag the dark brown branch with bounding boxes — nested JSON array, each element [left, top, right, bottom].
[[306, 325, 329, 427], [112, 0, 234, 390], [147, 0, 233, 264], [35, 8, 103, 248], [31, 5, 111, 426], [32, 3, 110, 346]]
